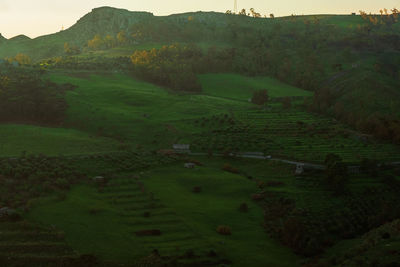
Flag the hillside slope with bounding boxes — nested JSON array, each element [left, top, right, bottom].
[[0, 7, 154, 60], [0, 7, 370, 61]]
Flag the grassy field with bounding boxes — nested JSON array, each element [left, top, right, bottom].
[[200, 73, 313, 101], [47, 72, 251, 149], [25, 152, 400, 266], [0, 124, 121, 157], [42, 72, 400, 163], [27, 158, 300, 266], [27, 186, 143, 262], [143, 161, 300, 266], [0, 71, 394, 162]]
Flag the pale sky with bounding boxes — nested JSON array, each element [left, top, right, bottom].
[[0, 0, 399, 38]]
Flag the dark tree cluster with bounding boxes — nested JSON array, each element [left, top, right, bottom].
[[251, 89, 269, 105], [0, 155, 84, 208], [0, 67, 69, 124], [130, 44, 235, 92]]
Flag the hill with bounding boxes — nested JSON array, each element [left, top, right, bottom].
[[0, 7, 154, 60], [65, 7, 153, 45], [8, 34, 31, 42], [0, 7, 371, 61], [0, 33, 6, 44]]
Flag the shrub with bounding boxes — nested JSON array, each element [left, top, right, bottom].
[[55, 192, 67, 202], [135, 229, 162, 236], [217, 225, 232, 235], [192, 186, 202, 193], [55, 178, 70, 190], [281, 97, 292, 109], [251, 89, 269, 105], [88, 207, 103, 215], [266, 181, 285, 187], [239, 203, 249, 212], [222, 163, 240, 174], [257, 181, 265, 189], [251, 194, 265, 201]]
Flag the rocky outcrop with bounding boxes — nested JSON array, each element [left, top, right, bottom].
[[65, 6, 154, 43]]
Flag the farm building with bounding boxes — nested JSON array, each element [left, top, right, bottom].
[[184, 163, 196, 169], [295, 164, 305, 175]]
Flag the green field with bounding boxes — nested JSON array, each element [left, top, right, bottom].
[[0, 70, 394, 163], [200, 73, 313, 101], [40, 72, 400, 163], [47, 72, 251, 148], [27, 158, 300, 266], [0, 124, 121, 157]]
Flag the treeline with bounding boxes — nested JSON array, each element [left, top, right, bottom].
[[0, 67, 69, 124], [359, 8, 399, 29], [4, 53, 32, 65], [40, 56, 131, 71]]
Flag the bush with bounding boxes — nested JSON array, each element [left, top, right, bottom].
[[281, 97, 292, 109], [55, 178, 70, 190], [88, 207, 103, 215], [251, 89, 269, 105], [135, 229, 162, 236], [239, 203, 249, 212], [192, 186, 202, 193], [266, 181, 285, 187], [251, 194, 265, 201], [222, 163, 240, 174], [216, 225, 232, 235]]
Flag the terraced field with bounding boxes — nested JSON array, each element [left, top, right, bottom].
[[190, 106, 400, 163], [100, 177, 224, 265], [0, 220, 78, 266], [27, 178, 227, 265]]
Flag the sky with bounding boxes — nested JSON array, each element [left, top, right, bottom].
[[0, 0, 399, 38]]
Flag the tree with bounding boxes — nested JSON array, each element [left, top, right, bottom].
[[104, 35, 116, 49], [270, 14, 275, 19], [14, 53, 31, 65], [64, 43, 81, 55], [117, 31, 127, 45], [281, 97, 292, 109], [238, 9, 247, 16], [64, 42, 70, 54], [250, 8, 261, 18], [88, 34, 104, 50], [251, 89, 269, 105]]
